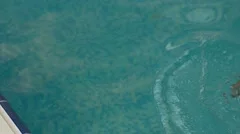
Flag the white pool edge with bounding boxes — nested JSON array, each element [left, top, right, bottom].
[[0, 105, 22, 134]]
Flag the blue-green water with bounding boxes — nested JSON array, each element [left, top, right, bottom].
[[1, 0, 240, 133]]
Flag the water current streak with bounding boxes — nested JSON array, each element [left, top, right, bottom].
[[153, 36, 211, 134]]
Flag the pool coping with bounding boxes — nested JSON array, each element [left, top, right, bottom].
[[0, 94, 31, 134]]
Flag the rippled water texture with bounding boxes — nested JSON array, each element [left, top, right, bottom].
[[153, 1, 240, 134], [1, 0, 240, 134]]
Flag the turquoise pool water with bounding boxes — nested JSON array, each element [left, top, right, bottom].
[[1, 0, 240, 133]]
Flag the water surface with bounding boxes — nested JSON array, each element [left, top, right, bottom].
[[1, 0, 240, 133]]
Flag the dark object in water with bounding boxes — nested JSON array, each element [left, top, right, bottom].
[[231, 80, 240, 98]]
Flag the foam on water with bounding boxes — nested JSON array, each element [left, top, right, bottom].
[[168, 79, 191, 134], [154, 34, 213, 133], [153, 50, 192, 134], [153, 77, 172, 134], [165, 42, 183, 51], [152, 1, 240, 133], [199, 40, 208, 98]]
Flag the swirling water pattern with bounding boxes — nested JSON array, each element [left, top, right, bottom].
[[0, 0, 240, 134], [153, 1, 240, 134]]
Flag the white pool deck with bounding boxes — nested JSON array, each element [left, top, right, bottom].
[[0, 105, 21, 134], [0, 95, 31, 134]]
